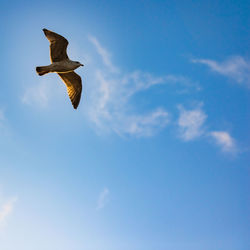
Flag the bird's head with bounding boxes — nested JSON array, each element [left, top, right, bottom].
[[74, 61, 84, 67]]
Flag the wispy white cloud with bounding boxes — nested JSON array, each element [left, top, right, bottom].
[[191, 56, 250, 87], [210, 131, 236, 153], [177, 104, 207, 141], [21, 76, 68, 109], [177, 105, 238, 154], [21, 80, 51, 107], [96, 188, 109, 210], [0, 197, 17, 227], [88, 35, 119, 73], [115, 108, 170, 137], [86, 68, 171, 137], [87, 36, 200, 137]]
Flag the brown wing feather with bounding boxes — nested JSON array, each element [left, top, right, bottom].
[[58, 72, 82, 109], [43, 29, 69, 62]]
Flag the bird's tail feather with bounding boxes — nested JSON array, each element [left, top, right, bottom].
[[36, 66, 50, 76]]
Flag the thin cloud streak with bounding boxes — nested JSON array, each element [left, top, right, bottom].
[[114, 108, 170, 137], [88, 35, 119, 73], [21, 77, 67, 109], [96, 188, 109, 210], [191, 56, 250, 87], [87, 68, 171, 137], [21, 80, 50, 107], [177, 104, 207, 141], [210, 131, 236, 153], [177, 104, 237, 154], [87, 36, 201, 137]]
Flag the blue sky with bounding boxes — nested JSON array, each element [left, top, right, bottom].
[[0, 0, 249, 249]]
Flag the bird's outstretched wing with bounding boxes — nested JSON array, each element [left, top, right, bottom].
[[43, 28, 69, 62], [58, 72, 82, 109]]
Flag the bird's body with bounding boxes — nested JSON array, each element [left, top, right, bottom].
[[36, 28, 83, 109], [37, 60, 82, 74]]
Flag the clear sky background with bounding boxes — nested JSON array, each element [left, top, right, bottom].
[[0, 0, 249, 249]]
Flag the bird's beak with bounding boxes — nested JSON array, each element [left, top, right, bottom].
[[80, 64, 84, 67]]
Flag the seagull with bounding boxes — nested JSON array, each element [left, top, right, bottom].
[[36, 28, 84, 109]]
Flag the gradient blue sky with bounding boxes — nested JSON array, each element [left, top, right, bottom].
[[0, 0, 249, 249]]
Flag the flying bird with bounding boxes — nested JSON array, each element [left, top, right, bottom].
[[36, 29, 84, 109]]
